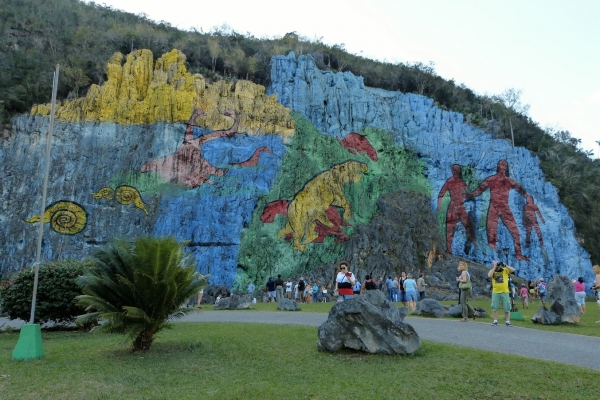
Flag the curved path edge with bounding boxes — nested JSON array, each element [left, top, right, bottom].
[[181, 311, 600, 371]]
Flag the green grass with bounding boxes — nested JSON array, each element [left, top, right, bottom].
[[209, 298, 600, 337], [1, 322, 598, 399]]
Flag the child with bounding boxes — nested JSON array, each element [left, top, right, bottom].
[[321, 285, 328, 302], [519, 284, 529, 309]]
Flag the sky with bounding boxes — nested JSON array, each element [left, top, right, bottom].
[[92, 0, 600, 156]]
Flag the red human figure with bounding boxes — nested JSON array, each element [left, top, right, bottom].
[[470, 160, 529, 261], [437, 164, 476, 254], [523, 195, 545, 248]]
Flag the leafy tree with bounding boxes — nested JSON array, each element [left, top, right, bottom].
[[75, 237, 206, 351], [0, 259, 90, 324]]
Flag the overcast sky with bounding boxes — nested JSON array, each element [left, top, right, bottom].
[[92, 0, 600, 156]]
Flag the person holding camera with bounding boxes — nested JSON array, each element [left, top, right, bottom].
[[487, 261, 515, 326], [335, 261, 356, 302]]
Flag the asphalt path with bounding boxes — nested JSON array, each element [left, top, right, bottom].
[[179, 311, 600, 371], [3, 312, 599, 370]]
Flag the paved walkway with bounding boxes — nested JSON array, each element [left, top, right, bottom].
[[3, 312, 599, 370], [180, 311, 600, 371]]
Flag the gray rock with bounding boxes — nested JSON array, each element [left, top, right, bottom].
[[214, 294, 252, 310], [277, 298, 301, 311], [446, 305, 487, 319], [413, 298, 448, 318], [531, 275, 581, 324], [317, 291, 420, 355]]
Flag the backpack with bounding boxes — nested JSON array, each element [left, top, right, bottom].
[[298, 280, 305, 291], [538, 282, 547, 294]]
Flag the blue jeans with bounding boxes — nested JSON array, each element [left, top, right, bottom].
[[312, 293, 318, 302], [338, 294, 353, 301]]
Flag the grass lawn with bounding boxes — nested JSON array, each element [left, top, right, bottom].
[[209, 298, 600, 338], [1, 322, 599, 399]]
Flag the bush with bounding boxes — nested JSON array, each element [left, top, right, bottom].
[[76, 236, 206, 351], [0, 259, 91, 323]]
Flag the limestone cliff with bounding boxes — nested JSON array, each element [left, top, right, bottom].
[[268, 52, 593, 283]]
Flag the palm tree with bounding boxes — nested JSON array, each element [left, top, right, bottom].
[[75, 236, 206, 351]]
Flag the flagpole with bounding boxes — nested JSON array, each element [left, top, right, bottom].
[[29, 64, 60, 324]]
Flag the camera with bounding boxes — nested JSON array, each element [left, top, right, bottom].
[[495, 262, 505, 272]]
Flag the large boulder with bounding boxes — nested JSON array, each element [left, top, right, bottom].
[[413, 299, 448, 318], [214, 294, 252, 310], [531, 275, 581, 324], [277, 298, 301, 311], [317, 291, 420, 355]]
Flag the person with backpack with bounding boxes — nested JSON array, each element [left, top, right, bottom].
[[456, 261, 472, 322], [537, 278, 547, 307]]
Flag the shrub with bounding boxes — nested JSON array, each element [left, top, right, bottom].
[[76, 236, 206, 351], [0, 259, 90, 323]]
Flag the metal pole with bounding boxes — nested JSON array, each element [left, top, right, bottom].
[[29, 64, 60, 324]]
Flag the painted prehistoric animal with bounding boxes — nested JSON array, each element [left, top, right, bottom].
[[92, 185, 149, 215], [337, 132, 378, 161], [261, 200, 351, 243], [25, 201, 87, 235], [277, 160, 368, 251], [140, 108, 240, 187], [231, 147, 272, 167]]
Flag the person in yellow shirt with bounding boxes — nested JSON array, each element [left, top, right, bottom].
[[487, 261, 515, 326]]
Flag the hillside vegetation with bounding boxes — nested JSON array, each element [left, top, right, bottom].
[[1, 0, 599, 262]]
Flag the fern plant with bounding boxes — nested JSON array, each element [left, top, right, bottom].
[[75, 236, 206, 351]]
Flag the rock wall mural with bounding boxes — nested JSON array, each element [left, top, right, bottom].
[[0, 49, 593, 287], [268, 52, 593, 283]]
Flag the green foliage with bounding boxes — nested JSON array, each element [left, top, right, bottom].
[[237, 114, 430, 283], [0, 259, 90, 323], [75, 236, 206, 351]]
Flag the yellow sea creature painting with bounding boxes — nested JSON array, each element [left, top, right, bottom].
[[25, 201, 87, 235], [92, 185, 149, 215]]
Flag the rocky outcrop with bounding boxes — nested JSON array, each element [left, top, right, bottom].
[[317, 291, 420, 354], [531, 275, 581, 324], [277, 298, 300, 311], [413, 299, 448, 318], [214, 294, 252, 310], [269, 52, 594, 285]]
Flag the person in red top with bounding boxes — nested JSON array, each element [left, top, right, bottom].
[[335, 261, 356, 302], [573, 277, 586, 314]]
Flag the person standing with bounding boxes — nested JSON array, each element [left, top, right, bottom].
[[353, 279, 362, 295], [488, 261, 515, 326], [399, 271, 408, 307], [593, 265, 600, 323], [573, 277, 586, 314], [196, 288, 204, 308], [335, 261, 356, 301], [360, 275, 377, 294], [297, 277, 306, 303], [519, 284, 529, 309], [456, 261, 472, 322], [312, 283, 319, 303], [285, 278, 293, 299], [385, 276, 394, 302], [275, 275, 284, 302], [247, 281, 255, 298], [403, 273, 419, 312], [537, 278, 547, 307], [417, 273, 427, 301], [265, 277, 276, 302], [391, 277, 400, 302]]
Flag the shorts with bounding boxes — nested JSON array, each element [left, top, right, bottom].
[[529, 289, 535, 295], [268, 290, 276, 298], [405, 291, 418, 302], [491, 292, 511, 311], [338, 294, 353, 301], [539, 293, 547, 301], [575, 291, 586, 306]]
